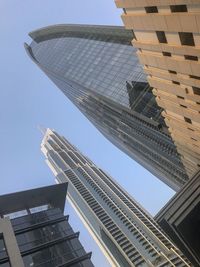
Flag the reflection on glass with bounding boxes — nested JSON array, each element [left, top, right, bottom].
[[29, 205, 49, 214], [4, 209, 28, 220]]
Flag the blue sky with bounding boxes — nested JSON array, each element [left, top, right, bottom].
[[0, 1, 175, 266]]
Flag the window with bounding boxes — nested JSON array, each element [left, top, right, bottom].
[[184, 117, 192, 124], [170, 5, 187, 12], [156, 31, 167, 43], [145, 6, 158, 13], [184, 55, 198, 61], [177, 95, 184, 99], [23, 240, 86, 267], [172, 81, 180, 85], [189, 75, 200, 80], [0, 236, 7, 260], [180, 104, 187, 108], [0, 237, 9, 266], [169, 70, 177, 74], [4, 209, 28, 219], [162, 51, 171, 57], [0, 262, 10, 267], [192, 86, 200, 96], [179, 32, 195, 46], [29, 204, 49, 214]]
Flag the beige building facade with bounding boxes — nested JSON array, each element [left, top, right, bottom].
[[115, 0, 200, 178]]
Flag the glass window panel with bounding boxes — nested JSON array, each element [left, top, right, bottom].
[[4, 210, 28, 219], [29, 205, 49, 214]]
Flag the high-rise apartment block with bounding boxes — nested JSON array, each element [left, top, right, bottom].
[[0, 184, 93, 267], [115, 0, 200, 177], [41, 128, 191, 267], [25, 24, 188, 191]]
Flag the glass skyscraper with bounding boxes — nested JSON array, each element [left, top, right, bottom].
[[41, 128, 191, 267], [25, 24, 188, 191]]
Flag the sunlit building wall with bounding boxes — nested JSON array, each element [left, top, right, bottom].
[[115, 0, 200, 177]]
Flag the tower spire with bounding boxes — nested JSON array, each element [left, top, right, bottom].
[[37, 125, 47, 135]]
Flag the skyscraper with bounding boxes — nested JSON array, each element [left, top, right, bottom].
[[25, 24, 188, 191], [0, 183, 94, 267], [41, 128, 191, 267], [114, 0, 200, 178]]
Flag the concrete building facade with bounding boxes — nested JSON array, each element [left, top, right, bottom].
[[41, 128, 191, 267], [115, 0, 200, 177], [0, 184, 93, 267], [25, 24, 189, 191]]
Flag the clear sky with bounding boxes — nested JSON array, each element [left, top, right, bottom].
[[0, 1, 175, 266]]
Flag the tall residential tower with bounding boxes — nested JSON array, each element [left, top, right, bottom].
[[41, 128, 191, 267], [25, 24, 188, 191]]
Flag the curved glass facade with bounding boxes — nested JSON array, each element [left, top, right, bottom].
[[25, 24, 188, 190], [27, 25, 162, 122]]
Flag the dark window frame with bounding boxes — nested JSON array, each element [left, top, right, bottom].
[[192, 86, 200, 96], [189, 75, 200, 80], [184, 55, 198, 61], [170, 5, 187, 12], [184, 117, 192, 124], [179, 32, 195, 46], [180, 104, 187, 108], [162, 51, 171, 57], [172, 80, 180, 85], [169, 70, 177, 74], [145, 6, 158, 13], [156, 31, 167, 43]]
